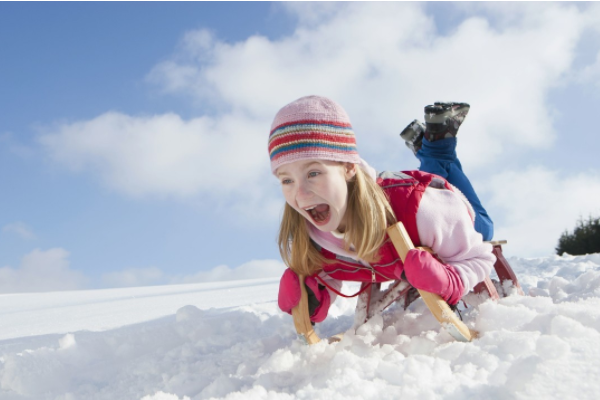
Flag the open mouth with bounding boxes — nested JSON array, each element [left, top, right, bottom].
[[305, 204, 331, 226]]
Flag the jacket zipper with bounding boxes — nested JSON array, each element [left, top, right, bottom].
[[325, 258, 391, 282]]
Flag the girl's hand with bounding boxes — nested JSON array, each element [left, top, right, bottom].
[[278, 269, 331, 323], [401, 249, 465, 305]]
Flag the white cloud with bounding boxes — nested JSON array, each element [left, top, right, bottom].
[[37, 111, 283, 221], [38, 112, 269, 198], [480, 166, 600, 257], [171, 259, 286, 284], [102, 267, 165, 288], [2, 222, 36, 240], [0, 248, 87, 294]]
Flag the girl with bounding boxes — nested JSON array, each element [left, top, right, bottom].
[[270, 95, 495, 323]]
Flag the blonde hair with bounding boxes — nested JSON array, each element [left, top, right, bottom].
[[278, 165, 397, 276]]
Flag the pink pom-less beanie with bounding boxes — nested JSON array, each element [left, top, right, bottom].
[[268, 95, 362, 174]]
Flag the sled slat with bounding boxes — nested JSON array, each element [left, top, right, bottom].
[[292, 274, 321, 344], [386, 222, 476, 342]]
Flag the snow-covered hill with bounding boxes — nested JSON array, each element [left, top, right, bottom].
[[1, 254, 599, 400]]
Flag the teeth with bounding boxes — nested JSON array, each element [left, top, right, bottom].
[[304, 206, 316, 211]]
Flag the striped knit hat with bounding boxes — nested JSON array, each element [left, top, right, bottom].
[[268, 95, 361, 174]]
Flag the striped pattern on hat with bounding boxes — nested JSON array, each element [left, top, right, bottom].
[[268, 96, 361, 173]]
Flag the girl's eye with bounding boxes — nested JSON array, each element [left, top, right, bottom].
[[308, 171, 320, 178], [281, 178, 292, 185]]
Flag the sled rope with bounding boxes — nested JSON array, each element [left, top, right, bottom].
[[315, 275, 372, 298]]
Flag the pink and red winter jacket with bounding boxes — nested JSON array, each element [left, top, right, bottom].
[[307, 170, 495, 307]]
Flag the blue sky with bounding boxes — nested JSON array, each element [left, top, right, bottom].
[[1, 2, 600, 293]]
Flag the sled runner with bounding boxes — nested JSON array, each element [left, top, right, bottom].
[[291, 275, 322, 345], [292, 222, 523, 344]]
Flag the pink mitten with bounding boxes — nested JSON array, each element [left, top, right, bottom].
[[401, 249, 465, 305], [278, 269, 331, 323]]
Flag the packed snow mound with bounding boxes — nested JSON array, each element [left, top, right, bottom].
[[0, 254, 599, 399]]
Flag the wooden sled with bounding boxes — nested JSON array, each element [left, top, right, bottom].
[[357, 239, 524, 327], [292, 222, 523, 344]]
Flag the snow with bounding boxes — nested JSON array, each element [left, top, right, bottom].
[[1, 254, 600, 399]]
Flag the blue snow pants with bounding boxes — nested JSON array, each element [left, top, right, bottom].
[[417, 137, 494, 241]]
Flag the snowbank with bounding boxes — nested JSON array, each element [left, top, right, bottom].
[[0, 254, 599, 399]]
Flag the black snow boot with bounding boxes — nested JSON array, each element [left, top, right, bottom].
[[399, 119, 425, 156], [424, 102, 470, 142]]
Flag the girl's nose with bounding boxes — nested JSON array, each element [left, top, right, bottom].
[[295, 182, 312, 201]]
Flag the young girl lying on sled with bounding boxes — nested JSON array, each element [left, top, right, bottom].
[[268, 95, 495, 323]]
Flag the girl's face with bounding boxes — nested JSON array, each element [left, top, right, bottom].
[[277, 159, 356, 233]]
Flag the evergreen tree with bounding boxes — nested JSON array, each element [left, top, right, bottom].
[[556, 216, 600, 255]]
